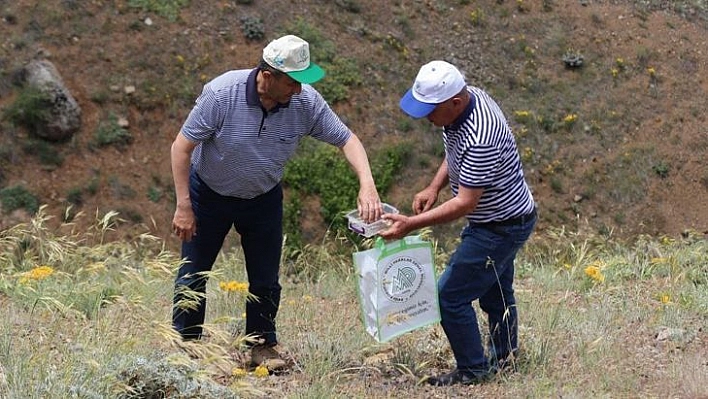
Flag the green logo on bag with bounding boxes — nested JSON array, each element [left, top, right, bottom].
[[382, 256, 424, 302]]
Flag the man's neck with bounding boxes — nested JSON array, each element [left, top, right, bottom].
[[255, 70, 277, 111]]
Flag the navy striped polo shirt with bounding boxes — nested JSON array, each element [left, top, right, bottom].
[[443, 86, 535, 223], [181, 68, 351, 199]]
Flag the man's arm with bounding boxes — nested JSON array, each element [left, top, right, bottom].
[[340, 133, 382, 223], [380, 185, 483, 240], [171, 132, 198, 241]]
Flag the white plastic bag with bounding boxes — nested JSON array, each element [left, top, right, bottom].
[[352, 236, 441, 342]]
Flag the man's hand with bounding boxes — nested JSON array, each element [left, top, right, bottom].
[[379, 213, 411, 241], [172, 203, 197, 242], [412, 187, 438, 215], [357, 186, 383, 224]]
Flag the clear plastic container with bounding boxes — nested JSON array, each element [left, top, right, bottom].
[[345, 203, 399, 238]]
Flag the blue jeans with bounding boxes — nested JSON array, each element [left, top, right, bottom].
[[438, 211, 536, 372], [172, 169, 283, 344]]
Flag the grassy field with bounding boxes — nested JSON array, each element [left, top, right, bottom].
[[0, 207, 705, 398]]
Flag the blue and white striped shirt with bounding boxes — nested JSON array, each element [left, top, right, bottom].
[[181, 68, 351, 199], [443, 86, 535, 223]]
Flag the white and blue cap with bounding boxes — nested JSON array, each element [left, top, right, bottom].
[[399, 60, 467, 118]]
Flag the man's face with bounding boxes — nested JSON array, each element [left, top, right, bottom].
[[264, 71, 302, 104], [426, 98, 458, 127]]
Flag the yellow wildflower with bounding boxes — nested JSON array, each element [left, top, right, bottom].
[[219, 281, 249, 293], [660, 236, 674, 246], [584, 264, 605, 283], [563, 114, 578, 124], [232, 367, 247, 378], [19, 265, 54, 283], [647, 67, 656, 76], [521, 147, 534, 163], [254, 365, 270, 378], [303, 295, 313, 302], [469, 10, 481, 25], [659, 294, 670, 304]]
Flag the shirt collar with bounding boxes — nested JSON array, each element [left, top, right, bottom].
[[246, 68, 291, 113]]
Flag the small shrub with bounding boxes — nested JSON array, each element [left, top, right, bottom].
[[335, 0, 361, 13], [66, 186, 84, 206], [2, 86, 52, 136], [147, 185, 163, 202], [89, 89, 111, 104], [115, 357, 239, 398], [94, 114, 132, 149], [22, 139, 64, 168], [86, 174, 100, 195], [652, 162, 670, 178], [0, 184, 39, 214], [240, 16, 264, 41], [635, 46, 654, 68], [469, 8, 485, 27], [563, 48, 584, 69]]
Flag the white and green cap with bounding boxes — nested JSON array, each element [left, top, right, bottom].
[[263, 35, 325, 84]]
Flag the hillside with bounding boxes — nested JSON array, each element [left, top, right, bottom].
[[1, 0, 707, 246]]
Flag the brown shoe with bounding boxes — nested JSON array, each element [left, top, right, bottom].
[[250, 344, 288, 372]]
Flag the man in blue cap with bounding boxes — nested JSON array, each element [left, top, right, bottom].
[[170, 34, 382, 371], [381, 60, 537, 386]]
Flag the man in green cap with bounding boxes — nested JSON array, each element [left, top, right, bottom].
[[170, 34, 382, 371]]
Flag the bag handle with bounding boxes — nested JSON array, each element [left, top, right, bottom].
[[374, 235, 423, 257]]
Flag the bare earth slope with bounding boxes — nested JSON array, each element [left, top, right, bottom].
[[0, 0, 706, 244]]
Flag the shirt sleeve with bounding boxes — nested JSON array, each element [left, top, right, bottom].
[[181, 84, 225, 142], [305, 87, 351, 147]]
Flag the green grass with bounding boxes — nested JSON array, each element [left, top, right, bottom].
[[0, 208, 705, 398]]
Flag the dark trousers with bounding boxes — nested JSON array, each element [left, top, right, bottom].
[[438, 211, 536, 371], [172, 169, 283, 345]]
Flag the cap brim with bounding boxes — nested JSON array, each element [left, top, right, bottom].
[[286, 63, 325, 84], [400, 89, 437, 118]]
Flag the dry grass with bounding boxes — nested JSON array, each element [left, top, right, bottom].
[[0, 208, 705, 398]]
